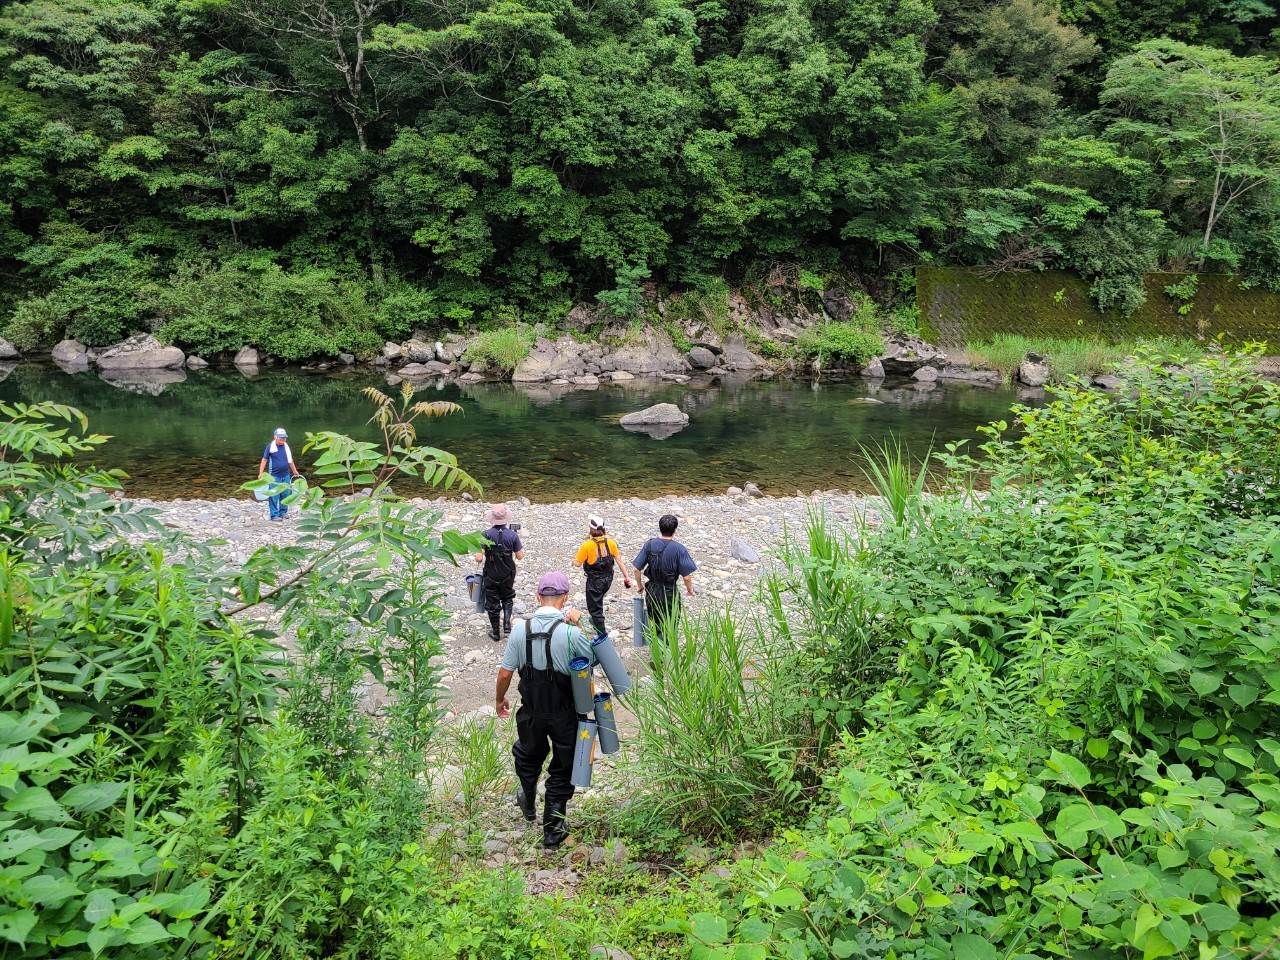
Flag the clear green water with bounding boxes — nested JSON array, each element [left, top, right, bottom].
[[0, 364, 1027, 500]]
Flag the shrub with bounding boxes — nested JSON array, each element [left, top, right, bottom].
[[462, 324, 535, 372], [156, 261, 383, 359], [795, 295, 883, 366], [671, 347, 1280, 960], [0, 394, 484, 958]]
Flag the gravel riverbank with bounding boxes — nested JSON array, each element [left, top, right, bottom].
[[136, 490, 880, 714]]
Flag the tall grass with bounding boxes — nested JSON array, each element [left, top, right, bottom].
[[857, 437, 931, 528], [958, 334, 1206, 383], [627, 609, 801, 838]]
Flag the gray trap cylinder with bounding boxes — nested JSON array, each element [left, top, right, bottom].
[[590, 635, 632, 696], [569, 657, 595, 715], [632, 594, 647, 647], [594, 692, 620, 755], [468, 573, 485, 612], [571, 719, 597, 787]]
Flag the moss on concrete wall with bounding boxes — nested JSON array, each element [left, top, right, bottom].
[[917, 267, 1279, 347]]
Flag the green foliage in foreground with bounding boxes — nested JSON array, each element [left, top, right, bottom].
[[654, 347, 1280, 958]]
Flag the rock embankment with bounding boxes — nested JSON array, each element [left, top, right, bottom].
[[135, 490, 879, 714]]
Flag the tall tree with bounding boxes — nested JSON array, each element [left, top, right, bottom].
[[1102, 39, 1280, 254]]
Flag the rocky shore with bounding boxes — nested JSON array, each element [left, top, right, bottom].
[[136, 489, 877, 715]]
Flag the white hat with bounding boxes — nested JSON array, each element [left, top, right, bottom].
[[588, 514, 605, 530], [274, 427, 288, 438]]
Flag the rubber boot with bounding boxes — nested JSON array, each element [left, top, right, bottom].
[[502, 601, 514, 637], [543, 801, 569, 849], [515, 782, 537, 823], [488, 611, 501, 643]]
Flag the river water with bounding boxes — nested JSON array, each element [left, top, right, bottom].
[[0, 364, 1030, 500]]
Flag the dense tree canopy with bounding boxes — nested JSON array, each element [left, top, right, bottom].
[[0, 0, 1277, 351]]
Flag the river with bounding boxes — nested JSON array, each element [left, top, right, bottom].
[[0, 364, 1030, 500]]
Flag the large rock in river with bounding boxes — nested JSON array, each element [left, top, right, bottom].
[[234, 346, 261, 367], [95, 334, 185, 371], [0, 338, 20, 360], [620, 403, 689, 427]]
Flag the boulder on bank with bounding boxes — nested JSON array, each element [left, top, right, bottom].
[[404, 339, 434, 362], [687, 346, 717, 370], [234, 346, 260, 368], [0, 338, 20, 360], [1017, 353, 1050, 387], [938, 364, 1002, 385], [96, 334, 185, 371], [52, 339, 89, 367], [859, 357, 885, 379], [877, 337, 947, 376], [187, 356, 209, 370]]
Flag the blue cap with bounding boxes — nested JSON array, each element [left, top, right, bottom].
[[274, 427, 288, 438]]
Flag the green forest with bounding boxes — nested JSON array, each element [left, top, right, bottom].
[[1, 0, 1279, 358]]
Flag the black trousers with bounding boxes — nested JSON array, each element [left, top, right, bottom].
[[483, 573, 515, 627], [644, 584, 680, 637], [584, 570, 613, 635], [512, 707, 577, 807]]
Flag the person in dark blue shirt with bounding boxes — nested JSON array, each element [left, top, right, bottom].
[[632, 513, 697, 639], [473, 503, 524, 641], [258, 427, 302, 521]]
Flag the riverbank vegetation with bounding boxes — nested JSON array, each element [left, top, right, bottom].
[[955, 333, 1208, 383], [2, 2, 1279, 355], [2, 349, 1276, 958]]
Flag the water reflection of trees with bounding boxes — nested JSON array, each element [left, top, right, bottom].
[[0, 365, 1024, 500]]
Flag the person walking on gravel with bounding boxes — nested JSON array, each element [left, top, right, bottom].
[[493, 571, 595, 849], [572, 515, 631, 637], [633, 513, 697, 639], [475, 503, 523, 642], [258, 427, 302, 522]]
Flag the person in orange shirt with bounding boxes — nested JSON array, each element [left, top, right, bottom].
[[572, 515, 632, 636]]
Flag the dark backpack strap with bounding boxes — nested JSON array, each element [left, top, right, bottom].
[[647, 540, 672, 583], [524, 617, 566, 668]]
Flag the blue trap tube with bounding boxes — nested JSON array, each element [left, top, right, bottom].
[[590, 635, 632, 696], [569, 656, 595, 715], [571, 719, 597, 787], [594, 692, 620, 755]]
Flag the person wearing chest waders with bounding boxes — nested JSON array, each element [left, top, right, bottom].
[[572, 515, 632, 637], [494, 571, 596, 849], [474, 504, 524, 642], [633, 513, 697, 640]]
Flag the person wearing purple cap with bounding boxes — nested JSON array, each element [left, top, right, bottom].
[[493, 571, 595, 849], [473, 503, 524, 641]]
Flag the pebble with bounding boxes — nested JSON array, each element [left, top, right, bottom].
[[125, 492, 880, 714]]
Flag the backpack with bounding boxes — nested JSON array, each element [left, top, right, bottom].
[[645, 539, 676, 588], [484, 528, 517, 580], [584, 536, 613, 573]]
